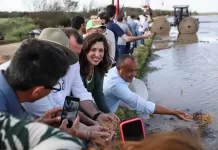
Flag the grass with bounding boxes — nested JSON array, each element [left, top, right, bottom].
[[133, 39, 153, 78], [0, 17, 37, 45], [0, 18, 10, 23], [0, 37, 21, 45]]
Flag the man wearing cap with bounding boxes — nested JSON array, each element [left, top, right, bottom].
[[83, 19, 106, 38], [85, 18, 116, 64], [0, 28, 119, 126]]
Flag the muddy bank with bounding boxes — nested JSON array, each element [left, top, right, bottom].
[[144, 114, 217, 148], [0, 42, 20, 64], [0, 55, 11, 64]]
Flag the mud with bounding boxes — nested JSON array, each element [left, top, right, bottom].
[[0, 42, 20, 64]]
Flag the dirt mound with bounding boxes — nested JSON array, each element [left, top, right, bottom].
[[0, 55, 12, 64]]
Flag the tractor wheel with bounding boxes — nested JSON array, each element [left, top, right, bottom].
[[178, 17, 199, 34], [151, 17, 171, 34]]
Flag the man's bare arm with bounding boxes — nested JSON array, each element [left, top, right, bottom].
[[121, 31, 152, 42], [80, 100, 100, 118], [78, 111, 98, 126], [154, 104, 174, 115]]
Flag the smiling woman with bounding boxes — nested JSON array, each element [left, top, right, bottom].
[[79, 33, 112, 113]]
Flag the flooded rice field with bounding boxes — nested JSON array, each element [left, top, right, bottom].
[[145, 15, 218, 149]]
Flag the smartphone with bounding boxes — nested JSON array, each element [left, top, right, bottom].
[[60, 96, 80, 128], [120, 118, 146, 142]]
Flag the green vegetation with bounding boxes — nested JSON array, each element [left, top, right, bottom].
[[133, 39, 153, 78], [0, 18, 36, 36], [0, 17, 37, 44], [0, 11, 28, 18]]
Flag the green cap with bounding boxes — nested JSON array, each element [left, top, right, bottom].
[[86, 19, 106, 30]]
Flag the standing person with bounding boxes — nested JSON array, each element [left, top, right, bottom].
[[128, 15, 139, 52], [138, 16, 149, 45], [128, 15, 138, 37], [71, 16, 86, 36], [135, 17, 141, 26], [147, 6, 153, 21], [116, 14, 132, 57], [134, 17, 141, 47], [123, 16, 134, 55], [98, 12, 116, 65], [106, 4, 153, 62]]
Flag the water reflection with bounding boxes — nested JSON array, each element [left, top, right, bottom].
[[176, 34, 198, 45], [152, 34, 198, 50], [146, 15, 218, 149], [152, 34, 174, 50]]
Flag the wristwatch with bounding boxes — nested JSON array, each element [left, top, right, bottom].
[[92, 112, 102, 121]]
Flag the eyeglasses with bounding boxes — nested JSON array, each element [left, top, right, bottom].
[[46, 78, 65, 93], [46, 83, 61, 93]]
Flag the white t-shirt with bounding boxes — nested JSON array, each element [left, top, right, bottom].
[[0, 61, 93, 117], [139, 21, 149, 32]]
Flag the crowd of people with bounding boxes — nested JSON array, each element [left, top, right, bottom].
[[0, 4, 203, 150]]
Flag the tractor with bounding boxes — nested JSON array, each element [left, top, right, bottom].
[[173, 5, 190, 26], [151, 5, 199, 34]]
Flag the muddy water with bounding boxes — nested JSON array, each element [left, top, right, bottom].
[[145, 16, 218, 149]]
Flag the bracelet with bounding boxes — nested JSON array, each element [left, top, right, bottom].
[[92, 112, 102, 121]]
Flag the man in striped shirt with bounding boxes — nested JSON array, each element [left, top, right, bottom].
[[0, 112, 83, 150]]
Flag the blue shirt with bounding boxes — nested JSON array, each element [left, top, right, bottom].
[[0, 70, 30, 119], [128, 20, 138, 36], [107, 20, 125, 50], [103, 67, 155, 113]]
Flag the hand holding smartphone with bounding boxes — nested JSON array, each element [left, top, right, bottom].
[[60, 96, 80, 128]]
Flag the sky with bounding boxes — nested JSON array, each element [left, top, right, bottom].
[[0, 0, 218, 13]]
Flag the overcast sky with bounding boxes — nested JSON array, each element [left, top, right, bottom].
[[0, 0, 218, 12]]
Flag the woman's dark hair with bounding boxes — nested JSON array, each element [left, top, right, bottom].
[[79, 33, 111, 77]]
